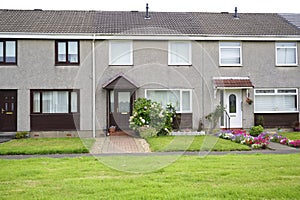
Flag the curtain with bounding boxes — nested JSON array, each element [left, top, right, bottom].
[[0, 42, 3, 62], [58, 42, 66, 62], [277, 48, 296, 64], [68, 41, 78, 63], [110, 41, 132, 65], [5, 41, 16, 63], [221, 48, 240, 64], [169, 42, 190, 65], [42, 91, 69, 113]]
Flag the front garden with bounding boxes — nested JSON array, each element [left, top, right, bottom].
[[219, 125, 300, 149], [0, 138, 94, 155]]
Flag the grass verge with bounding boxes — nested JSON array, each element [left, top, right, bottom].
[[0, 138, 95, 155], [0, 154, 299, 199], [281, 132, 300, 140], [146, 135, 251, 152]]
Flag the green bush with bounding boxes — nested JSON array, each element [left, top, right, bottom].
[[15, 132, 29, 139], [249, 125, 264, 137], [129, 98, 176, 136], [138, 127, 157, 139]]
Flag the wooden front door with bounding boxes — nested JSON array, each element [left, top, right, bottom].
[[109, 90, 134, 131], [0, 90, 17, 132]]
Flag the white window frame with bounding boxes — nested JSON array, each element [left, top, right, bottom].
[[168, 41, 192, 66], [109, 40, 133, 65], [219, 42, 242, 66], [145, 89, 192, 113], [275, 42, 298, 66], [254, 88, 298, 113]]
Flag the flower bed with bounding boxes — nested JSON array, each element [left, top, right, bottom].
[[219, 130, 270, 149], [270, 134, 300, 148]]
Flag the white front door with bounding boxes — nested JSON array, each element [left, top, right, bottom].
[[224, 90, 242, 128]]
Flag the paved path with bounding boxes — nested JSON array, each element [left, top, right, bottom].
[[90, 136, 151, 154], [268, 141, 298, 151]]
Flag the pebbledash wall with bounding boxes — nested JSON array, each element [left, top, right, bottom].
[[1, 39, 299, 136]]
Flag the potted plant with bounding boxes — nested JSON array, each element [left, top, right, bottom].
[[292, 121, 300, 132], [108, 125, 116, 135]]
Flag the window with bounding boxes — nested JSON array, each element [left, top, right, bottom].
[[254, 89, 298, 113], [146, 89, 192, 113], [32, 90, 79, 114], [276, 42, 297, 66], [168, 41, 191, 65], [109, 40, 133, 65], [219, 42, 242, 66], [0, 40, 17, 64], [229, 94, 237, 113], [55, 40, 79, 65]]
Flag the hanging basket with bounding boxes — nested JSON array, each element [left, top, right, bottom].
[[246, 97, 253, 105]]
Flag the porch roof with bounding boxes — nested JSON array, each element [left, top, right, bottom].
[[213, 77, 254, 89], [102, 73, 138, 90]]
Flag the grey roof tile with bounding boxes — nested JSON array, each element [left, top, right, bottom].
[[280, 14, 300, 29], [0, 9, 299, 36]]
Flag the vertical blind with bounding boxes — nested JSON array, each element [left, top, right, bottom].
[[110, 41, 132, 65], [169, 41, 191, 65], [255, 89, 297, 112], [276, 42, 297, 65]]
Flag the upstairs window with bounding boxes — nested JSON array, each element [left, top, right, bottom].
[[55, 40, 79, 65], [109, 40, 133, 65], [168, 41, 191, 65], [219, 42, 242, 66], [0, 40, 17, 64], [276, 42, 297, 66]]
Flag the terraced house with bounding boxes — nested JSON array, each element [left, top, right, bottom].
[[0, 8, 299, 137]]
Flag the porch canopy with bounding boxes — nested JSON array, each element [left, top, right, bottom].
[[213, 77, 254, 89], [102, 73, 138, 90]]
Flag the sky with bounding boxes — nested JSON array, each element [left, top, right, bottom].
[[1, 0, 299, 13]]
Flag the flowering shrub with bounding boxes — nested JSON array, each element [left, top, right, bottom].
[[219, 130, 269, 149], [288, 140, 300, 148], [270, 134, 300, 148], [129, 98, 176, 136], [270, 134, 287, 143]]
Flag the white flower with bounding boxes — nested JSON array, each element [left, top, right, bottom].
[[159, 110, 164, 118]]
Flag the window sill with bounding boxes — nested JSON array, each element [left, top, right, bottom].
[[55, 64, 80, 67], [109, 64, 134, 67], [275, 65, 298, 67], [219, 65, 243, 67], [0, 64, 18, 68], [168, 64, 192, 67], [254, 111, 299, 114]]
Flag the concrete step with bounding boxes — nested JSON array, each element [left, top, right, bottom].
[[0, 132, 16, 138], [0, 132, 16, 143]]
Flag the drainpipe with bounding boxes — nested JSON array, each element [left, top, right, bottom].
[[92, 34, 96, 138]]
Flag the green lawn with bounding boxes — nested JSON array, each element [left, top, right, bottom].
[[0, 154, 300, 199], [0, 138, 95, 155], [146, 135, 251, 152], [281, 132, 300, 140]]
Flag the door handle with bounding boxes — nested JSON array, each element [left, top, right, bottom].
[[1, 108, 5, 114]]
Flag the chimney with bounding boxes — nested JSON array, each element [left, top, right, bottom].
[[145, 3, 150, 19], [234, 7, 239, 19]]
